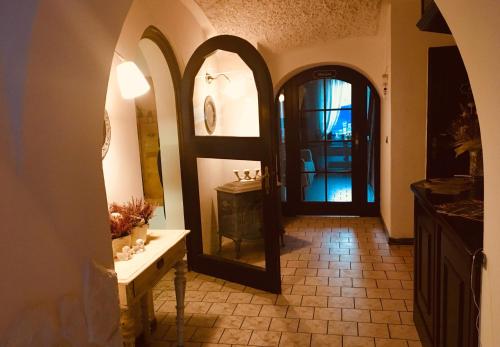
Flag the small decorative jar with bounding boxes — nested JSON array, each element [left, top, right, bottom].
[[112, 234, 132, 258], [131, 224, 149, 244]]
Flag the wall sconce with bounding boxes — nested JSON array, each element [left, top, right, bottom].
[[115, 51, 150, 99], [205, 72, 230, 84], [278, 94, 285, 103]]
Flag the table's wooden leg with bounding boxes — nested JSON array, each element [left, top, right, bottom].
[[147, 290, 157, 330], [140, 294, 151, 344], [174, 260, 186, 347], [120, 306, 136, 347]]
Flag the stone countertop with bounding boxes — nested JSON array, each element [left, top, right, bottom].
[[411, 177, 483, 254]]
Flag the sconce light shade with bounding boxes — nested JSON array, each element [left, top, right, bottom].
[[116, 61, 150, 99]]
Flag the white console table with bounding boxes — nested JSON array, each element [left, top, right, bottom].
[[115, 229, 190, 346]]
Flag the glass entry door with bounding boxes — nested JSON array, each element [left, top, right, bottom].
[[279, 66, 380, 216], [180, 35, 281, 292], [299, 79, 354, 203]]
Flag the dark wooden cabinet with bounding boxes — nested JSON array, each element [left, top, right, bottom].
[[440, 230, 481, 347], [412, 179, 483, 347], [414, 202, 438, 347], [216, 180, 263, 258]]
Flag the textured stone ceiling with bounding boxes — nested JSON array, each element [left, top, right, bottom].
[[194, 0, 382, 52]]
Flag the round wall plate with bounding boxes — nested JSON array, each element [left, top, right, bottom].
[[204, 95, 217, 135], [102, 110, 111, 159]]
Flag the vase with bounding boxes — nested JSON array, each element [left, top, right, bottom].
[[112, 234, 132, 258], [131, 224, 149, 244], [469, 149, 483, 178]]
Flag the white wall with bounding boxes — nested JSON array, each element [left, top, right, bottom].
[[0, 0, 131, 343], [435, 1, 500, 345], [389, 0, 455, 238]]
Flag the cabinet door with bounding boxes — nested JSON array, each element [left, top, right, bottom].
[[440, 231, 479, 347], [414, 202, 437, 346]]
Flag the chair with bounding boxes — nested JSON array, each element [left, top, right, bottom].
[[300, 149, 316, 198]]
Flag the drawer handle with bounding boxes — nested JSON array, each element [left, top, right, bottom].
[[156, 258, 164, 269]]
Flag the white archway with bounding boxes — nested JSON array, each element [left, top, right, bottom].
[[436, 1, 500, 345], [2, 0, 500, 344], [0, 0, 208, 343]]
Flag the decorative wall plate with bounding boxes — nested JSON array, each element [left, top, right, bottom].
[[102, 110, 111, 159], [204, 96, 217, 134]]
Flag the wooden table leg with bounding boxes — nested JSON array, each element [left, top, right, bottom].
[[147, 290, 157, 330], [174, 260, 186, 347], [120, 306, 136, 347], [140, 294, 151, 344]]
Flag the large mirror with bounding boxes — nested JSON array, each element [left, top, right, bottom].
[[131, 32, 185, 230], [193, 50, 259, 137]]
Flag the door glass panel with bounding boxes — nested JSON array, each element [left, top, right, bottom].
[[301, 143, 325, 172], [300, 111, 325, 141], [193, 50, 259, 137], [278, 92, 287, 202], [327, 141, 352, 173], [366, 86, 376, 203], [299, 79, 324, 111], [327, 173, 352, 202], [301, 172, 325, 202], [298, 78, 353, 205], [196, 157, 265, 268], [329, 108, 352, 140]]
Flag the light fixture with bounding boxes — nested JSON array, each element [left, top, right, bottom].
[[115, 51, 150, 99], [278, 94, 285, 103], [205, 72, 230, 84]]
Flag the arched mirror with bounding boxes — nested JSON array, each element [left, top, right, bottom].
[[133, 27, 185, 230]]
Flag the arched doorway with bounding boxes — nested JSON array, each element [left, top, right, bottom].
[[278, 65, 380, 216]]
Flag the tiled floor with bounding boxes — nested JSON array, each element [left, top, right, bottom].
[[149, 216, 421, 347]]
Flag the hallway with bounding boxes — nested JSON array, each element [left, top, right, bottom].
[[150, 216, 420, 346]]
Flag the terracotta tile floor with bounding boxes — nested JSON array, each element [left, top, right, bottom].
[[149, 216, 422, 347]]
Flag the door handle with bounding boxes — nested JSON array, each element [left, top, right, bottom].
[[262, 166, 270, 195], [354, 133, 359, 146]]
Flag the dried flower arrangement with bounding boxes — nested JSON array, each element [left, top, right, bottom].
[[449, 101, 481, 157], [109, 198, 155, 227], [124, 197, 155, 225], [109, 212, 135, 239]]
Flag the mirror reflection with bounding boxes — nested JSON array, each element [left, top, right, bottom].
[[197, 158, 266, 268], [193, 50, 259, 137]]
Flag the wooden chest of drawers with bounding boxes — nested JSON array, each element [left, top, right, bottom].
[[216, 180, 263, 258]]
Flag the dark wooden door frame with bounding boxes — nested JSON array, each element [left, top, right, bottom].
[[278, 65, 380, 216], [180, 35, 281, 293]]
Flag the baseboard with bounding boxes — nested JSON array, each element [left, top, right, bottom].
[[380, 215, 415, 245], [388, 237, 415, 245]]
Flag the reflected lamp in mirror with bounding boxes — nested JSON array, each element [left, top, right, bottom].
[[116, 60, 150, 99]]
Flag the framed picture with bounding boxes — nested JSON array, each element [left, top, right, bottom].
[[204, 95, 217, 134]]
